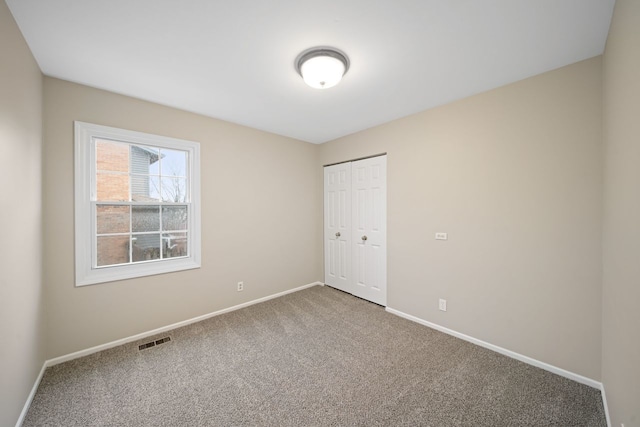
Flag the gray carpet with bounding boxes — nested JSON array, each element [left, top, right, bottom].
[[23, 285, 606, 426]]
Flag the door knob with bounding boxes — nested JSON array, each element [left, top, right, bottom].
[[362, 235, 368, 241], [335, 232, 341, 237]]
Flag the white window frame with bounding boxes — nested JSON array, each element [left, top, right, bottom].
[[75, 121, 201, 286]]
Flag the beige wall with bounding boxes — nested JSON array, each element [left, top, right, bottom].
[[320, 57, 603, 380], [0, 1, 44, 426], [602, 0, 640, 425], [43, 77, 321, 358]]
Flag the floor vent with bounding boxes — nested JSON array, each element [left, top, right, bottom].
[[138, 336, 171, 351]]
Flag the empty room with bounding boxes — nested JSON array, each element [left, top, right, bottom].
[[1, 0, 638, 426]]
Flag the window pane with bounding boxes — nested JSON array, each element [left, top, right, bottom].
[[130, 145, 160, 175], [97, 205, 130, 234], [162, 206, 188, 231], [132, 206, 160, 232], [132, 234, 161, 262], [161, 177, 187, 202], [149, 152, 160, 176], [97, 235, 130, 266], [97, 172, 129, 201], [96, 139, 129, 173], [131, 174, 160, 201], [163, 232, 188, 259], [160, 149, 187, 177], [148, 176, 161, 201]]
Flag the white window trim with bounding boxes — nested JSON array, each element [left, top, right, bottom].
[[74, 121, 201, 286]]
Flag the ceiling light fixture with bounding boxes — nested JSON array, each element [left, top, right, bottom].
[[295, 47, 350, 90]]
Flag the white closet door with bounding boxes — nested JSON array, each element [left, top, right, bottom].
[[351, 156, 387, 306], [324, 163, 352, 293]]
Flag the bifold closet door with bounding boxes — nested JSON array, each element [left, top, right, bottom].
[[351, 156, 387, 306], [323, 155, 386, 306], [324, 162, 352, 293]]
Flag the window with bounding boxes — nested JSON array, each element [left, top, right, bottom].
[[75, 121, 201, 286]]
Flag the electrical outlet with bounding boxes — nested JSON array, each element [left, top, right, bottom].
[[435, 232, 448, 240], [439, 298, 447, 312], [237, 281, 244, 292]]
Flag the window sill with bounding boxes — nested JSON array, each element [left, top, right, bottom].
[[75, 257, 201, 287]]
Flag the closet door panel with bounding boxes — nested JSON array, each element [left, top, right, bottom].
[[351, 156, 387, 306], [324, 163, 352, 293]]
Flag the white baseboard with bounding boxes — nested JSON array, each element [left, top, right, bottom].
[[601, 383, 612, 427], [385, 306, 602, 390], [16, 281, 323, 426], [15, 362, 47, 427]]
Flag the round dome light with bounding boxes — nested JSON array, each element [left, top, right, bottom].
[[295, 47, 350, 90]]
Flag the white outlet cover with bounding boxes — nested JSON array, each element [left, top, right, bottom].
[[435, 232, 448, 240], [439, 299, 447, 311]]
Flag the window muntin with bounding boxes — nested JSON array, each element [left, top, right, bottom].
[[75, 122, 200, 286]]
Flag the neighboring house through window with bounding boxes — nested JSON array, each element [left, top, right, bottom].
[[75, 121, 201, 286]]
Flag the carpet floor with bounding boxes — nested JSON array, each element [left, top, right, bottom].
[[23, 285, 606, 426]]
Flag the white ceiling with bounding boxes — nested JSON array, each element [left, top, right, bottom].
[[7, 0, 615, 144]]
